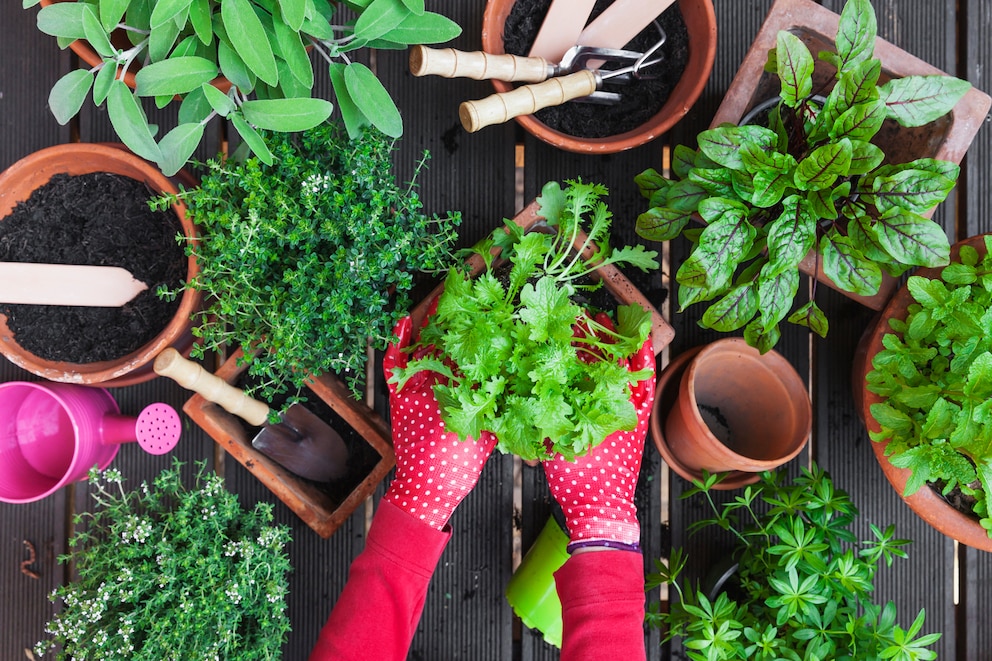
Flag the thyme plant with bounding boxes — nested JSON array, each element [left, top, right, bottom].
[[35, 462, 292, 660], [161, 121, 461, 400]]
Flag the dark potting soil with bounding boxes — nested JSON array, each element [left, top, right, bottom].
[[502, 0, 690, 138], [238, 373, 381, 503], [698, 403, 733, 447], [0, 172, 185, 363], [933, 478, 981, 522]]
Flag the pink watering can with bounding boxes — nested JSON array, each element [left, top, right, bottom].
[[0, 381, 181, 503]]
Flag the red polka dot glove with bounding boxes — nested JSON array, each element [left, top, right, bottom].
[[543, 324, 656, 554], [383, 315, 498, 531]]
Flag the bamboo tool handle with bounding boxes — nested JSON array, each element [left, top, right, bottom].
[[154, 348, 271, 426], [409, 45, 551, 82], [459, 70, 598, 132]]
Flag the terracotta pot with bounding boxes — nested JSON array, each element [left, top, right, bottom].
[[480, 0, 717, 154], [707, 0, 992, 311], [650, 338, 810, 489], [0, 143, 201, 386], [411, 198, 674, 355], [182, 348, 395, 538], [38, 0, 232, 94], [855, 234, 992, 552]]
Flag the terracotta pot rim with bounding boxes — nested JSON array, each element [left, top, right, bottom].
[[858, 233, 992, 551], [0, 142, 201, 385], [481, 0, 718, 154], [650, 345, 760, 490]]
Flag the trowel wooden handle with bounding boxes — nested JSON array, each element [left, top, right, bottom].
[[459, 70, 598, 132], [154, 348, 270, 427], [409, 45, 551, 82]]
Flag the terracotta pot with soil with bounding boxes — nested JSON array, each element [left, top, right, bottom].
[[854, 234, 992, 552], [181, 348, 395, 538], [705, 0, 992, 310], [480, 0, 717, 154], [0, 143, 200, 386], [650, 338, 811, 489]]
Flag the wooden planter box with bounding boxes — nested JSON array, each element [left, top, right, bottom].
[[710, 0, 992, 310], [183, 348, 394, 538]]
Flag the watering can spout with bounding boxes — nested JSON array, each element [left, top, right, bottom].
[[101, 404, 182, 455]]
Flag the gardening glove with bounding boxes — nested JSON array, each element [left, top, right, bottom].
[[544, 315, 656, 553], [382, 314, 498, 531]]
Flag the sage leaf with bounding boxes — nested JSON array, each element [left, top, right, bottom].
[[135, 56, 218, 96], [189, 0, 212, 45], [148, 14, 182, 62], [158, 122, 204, 176], [880, 75, 972, 127], [107, 81, 163, 163], [353, 0, 407, 42], [230, 113, 274, 164], [81, 4, 115, 57], [328, 61, 369, 140], [217, 39, 256, 92], [776, 30, 814, 108], [222, 0, 279, 86], [376, 10, 461, 45], [37, 2, 93, 39], [179, 86, 213, 123], [241, 98, 333, 131], [201, 82, 236, 117], [92, 59, 116, 105], [278, 0, 307, 31], [99, 0, 129, 31], [272, 16, 313, 88], [821, 232, 882, 296], [344, 62, 402, 137], [150, 0, 193, 29], [873, 210, 950, 267], [49, 69, 93, 125], [400, 0, 425, 14]]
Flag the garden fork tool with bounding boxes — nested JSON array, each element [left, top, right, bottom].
[[411, 32, 665, 132]]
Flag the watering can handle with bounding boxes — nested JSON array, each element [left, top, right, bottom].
[[459, 70, 598, 132], [154, 348, 271, 427], [410, 46, 552, 82]]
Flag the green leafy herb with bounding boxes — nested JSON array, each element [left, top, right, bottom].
[[390, 179, 658, 461], [866, 235, 992, 535], [35, 461, 292, 660], [647, 465, 941, 661], [158, 121, 462, 400], [31, 0, 462, 175], [635, 0, 969, 352]]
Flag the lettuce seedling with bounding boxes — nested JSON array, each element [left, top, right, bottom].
[[390, 179, 659, 461]]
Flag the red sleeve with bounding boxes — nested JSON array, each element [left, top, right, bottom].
[[308, 501, 450, 661], [555, 550, 647, 660]]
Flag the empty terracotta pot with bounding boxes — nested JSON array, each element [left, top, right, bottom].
[[651, 339, 810, 489]]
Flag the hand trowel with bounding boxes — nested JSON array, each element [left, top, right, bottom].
[[154, 348, 349, 482], [0, 262, 147, 306]]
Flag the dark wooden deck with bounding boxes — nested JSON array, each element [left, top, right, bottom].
[[2, 1, 991, 659]]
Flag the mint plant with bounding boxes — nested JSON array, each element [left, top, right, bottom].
[[866, 236, 992, 537], [634, 0, 970, 353], [27, 0, 461, 175], [35, 462, 292, 660], [647, 465, 941, 661], [158, 121, 461, 400], [390, 179, 658, 461]]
